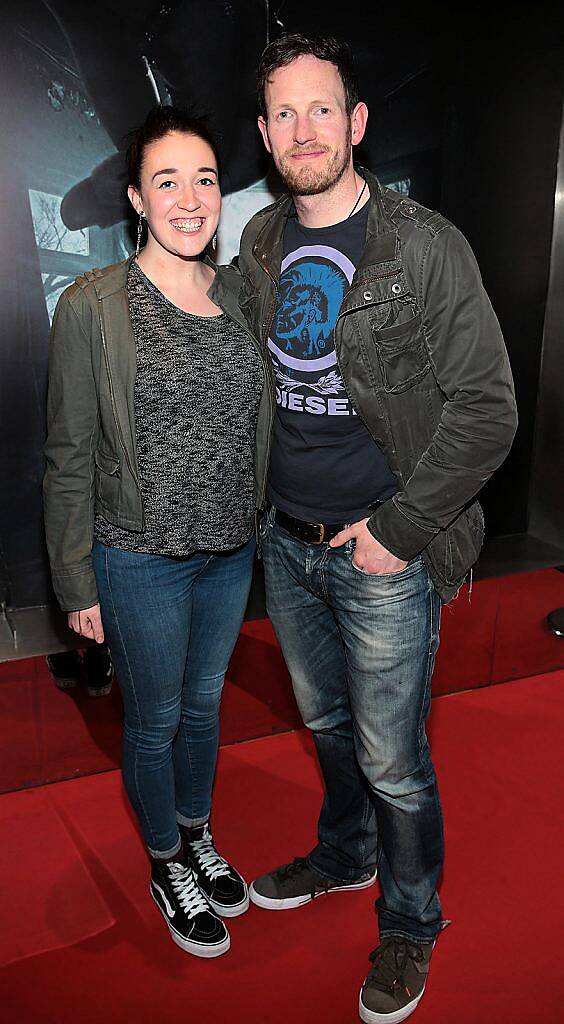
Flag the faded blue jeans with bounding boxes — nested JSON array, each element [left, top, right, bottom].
[[262, 515, 444, 942], [92, 538, 255, 858]]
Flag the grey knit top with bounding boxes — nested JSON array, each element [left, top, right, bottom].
[[94, 260, 263, 555]]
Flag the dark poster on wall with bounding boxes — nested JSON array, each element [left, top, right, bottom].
[[0, 0, 275, 609]]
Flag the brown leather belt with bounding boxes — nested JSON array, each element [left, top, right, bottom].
[[272, 507, 348, 545]]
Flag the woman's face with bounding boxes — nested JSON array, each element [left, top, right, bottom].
[[129, 131, 221, 259]]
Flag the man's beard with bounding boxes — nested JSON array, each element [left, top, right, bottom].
[[273, 124, 352, 196]]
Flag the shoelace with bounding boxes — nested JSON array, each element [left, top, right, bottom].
[[277, 857, 309, 880], [366, 937, 425, 996], [190, 828, 231, 881], [277, 857, 329, 898], [167, 862, 210, 919]]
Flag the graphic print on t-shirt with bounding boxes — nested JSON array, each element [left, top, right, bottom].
[[268, 244, 356, 417], [266, 204, 398, 522]]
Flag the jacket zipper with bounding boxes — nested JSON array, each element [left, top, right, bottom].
[[258, 269, 279, 510], [250, 248, 279, 511], [97, 299, 145, 528], [220, 301, 274, 508], [250, 195, 289, 492]]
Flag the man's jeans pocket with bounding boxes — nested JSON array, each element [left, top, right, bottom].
[[348, 547, 423, 579]]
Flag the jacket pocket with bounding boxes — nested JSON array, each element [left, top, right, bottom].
[[94, 449, 120, 511], [426, 501, 485, 587], [371, 314, 430, 393]]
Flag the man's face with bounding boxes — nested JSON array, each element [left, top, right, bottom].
[[258, 55, 360, 195]]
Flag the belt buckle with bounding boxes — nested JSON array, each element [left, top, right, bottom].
[[311, 522, 325, 544]]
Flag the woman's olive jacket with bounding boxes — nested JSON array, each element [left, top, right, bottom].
[[43, 257, 273, 611]]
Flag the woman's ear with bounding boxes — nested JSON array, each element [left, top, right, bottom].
[[128, 185, 143, 217]]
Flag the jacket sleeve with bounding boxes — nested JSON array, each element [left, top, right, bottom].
[[368, 225, 518, 560], [43, 289, 100, 611]]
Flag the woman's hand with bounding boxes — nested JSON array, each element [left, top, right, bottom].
[[68, 604, 105, 643]]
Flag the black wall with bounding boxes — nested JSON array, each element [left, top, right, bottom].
[[438, 19, 564, 536]]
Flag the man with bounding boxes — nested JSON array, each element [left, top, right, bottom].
[[238, 34, 517, 1023]]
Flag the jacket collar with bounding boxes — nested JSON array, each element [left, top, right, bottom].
[[207, 264, 251, 332], [252, 168, 399, 280], [87, 255, 133, 300], [360, 168, 400, 267], [251, 192, 291, 283], [89, 252, 242, 306]]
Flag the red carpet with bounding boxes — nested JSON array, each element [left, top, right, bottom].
[[2, 567, 564, 795], [0, 670, 563, 1023], [0, 788, 113, 967]]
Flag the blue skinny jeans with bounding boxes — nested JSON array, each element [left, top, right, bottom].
[[92, 538, 255, 858]]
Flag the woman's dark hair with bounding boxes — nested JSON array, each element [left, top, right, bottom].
[[257, 34, 359, 118], [126, 105, 220, 190]]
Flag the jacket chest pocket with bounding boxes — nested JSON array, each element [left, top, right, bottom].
[[370, 313, 430, 393]]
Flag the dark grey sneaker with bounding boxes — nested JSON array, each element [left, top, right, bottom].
[[249, 856, 377, 910], [359, 936, 434, 1023]]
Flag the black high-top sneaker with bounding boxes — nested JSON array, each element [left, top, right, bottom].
[[46, 650, 82, 690], [150, 853, 230, 957], [82, 644, 113, 697], [181, 823, 249, 918]]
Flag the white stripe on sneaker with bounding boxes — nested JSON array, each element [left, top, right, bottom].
[[249, 870, 377, 911]]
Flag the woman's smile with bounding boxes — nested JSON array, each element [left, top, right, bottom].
[[170, 217, 206, 234]]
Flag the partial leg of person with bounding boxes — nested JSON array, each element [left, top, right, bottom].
[[82, 642, 113, 696], [329, 542, 444, 1023], [45, 649, 82, 690], [174, 538, 256, 917], [250, 519, 378, 910], [92, 542, 229, 957]]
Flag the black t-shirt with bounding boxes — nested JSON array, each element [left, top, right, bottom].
[[266, 203, 398, 523]]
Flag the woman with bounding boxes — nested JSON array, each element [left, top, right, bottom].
[[44, 106, 270, 958]]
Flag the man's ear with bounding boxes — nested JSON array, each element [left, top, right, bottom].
[[351, 102, 368, 147], [128, 185, 143, 217], [258, 116, 272, 154]]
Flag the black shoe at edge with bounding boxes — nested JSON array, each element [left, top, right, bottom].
[[150, 854, 230, 958]]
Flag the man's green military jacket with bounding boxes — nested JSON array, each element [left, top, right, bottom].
[[237, 169, 518, 602]]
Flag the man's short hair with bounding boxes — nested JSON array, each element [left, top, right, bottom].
[[257, 34, 359, 118]]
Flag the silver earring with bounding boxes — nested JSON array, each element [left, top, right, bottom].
[[212, 232, 217, 252], [136, 212, 145, 256]]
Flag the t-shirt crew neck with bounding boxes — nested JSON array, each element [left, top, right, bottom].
[[266, 201, 398, 524]]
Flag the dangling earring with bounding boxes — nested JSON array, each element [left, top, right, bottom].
[[212, 232, 217, 253], [136, 212, 145, 257]]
